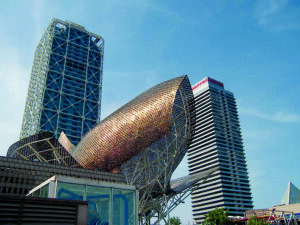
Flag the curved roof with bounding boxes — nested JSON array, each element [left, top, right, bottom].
[[7, 131, 78, 167]]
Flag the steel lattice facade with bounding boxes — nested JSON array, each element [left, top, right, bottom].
[[20, 18, 104, 145], [7, 131, 79, 167], [187, 77, 253, 223]]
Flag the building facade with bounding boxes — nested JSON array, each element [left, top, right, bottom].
[[0, 156, 123, 196], [281, 181, 300, 205], [187, 77, 253, 223], [28, 175, 138, 225], [0, 156, 137, 225], [20, 18, 104, 145], [0, 194, 88, 225]]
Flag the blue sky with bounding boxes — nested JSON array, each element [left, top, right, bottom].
[[0, 0, 299, 224]]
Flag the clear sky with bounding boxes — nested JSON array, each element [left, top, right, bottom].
[[0, 0, 300, 224]]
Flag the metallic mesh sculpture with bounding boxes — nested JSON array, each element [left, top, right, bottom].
[[6, 74, 215, 224], [60, 75, 194, 171], [119, 76, 195, 215], [59, 75, 196, 221], [7, 131, 79, 167]]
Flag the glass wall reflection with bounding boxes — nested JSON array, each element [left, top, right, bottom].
[[87, 186, 111, 225], [57, 182, 85, 200], [113, 189, 135, 225], [55, 181, 136, 225]]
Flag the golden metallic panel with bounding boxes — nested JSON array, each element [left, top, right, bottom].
[[70, 76, 186, 171]]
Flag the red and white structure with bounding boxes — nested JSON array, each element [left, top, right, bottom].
[[188, 77, 253, 223]]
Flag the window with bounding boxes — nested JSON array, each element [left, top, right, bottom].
[[113, 189, 135, 225], [56, 182, 85, 200], [87, 185, 111, 224]]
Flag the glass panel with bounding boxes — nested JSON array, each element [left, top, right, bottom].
[[87, 185, 111, 225], [40, 184, 49, 197], [113, 189, 135, 225], [30, 189, 40, 197], [56, 182, 85, 201]]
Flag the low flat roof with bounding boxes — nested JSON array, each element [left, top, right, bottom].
[[28, 175, 136, 196]]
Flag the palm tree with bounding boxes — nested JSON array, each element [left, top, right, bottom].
[[166, 216, 181, 225]]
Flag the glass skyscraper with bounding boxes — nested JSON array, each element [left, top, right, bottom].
[[20, 18, 104, 145], [187, 77, 253, 223]]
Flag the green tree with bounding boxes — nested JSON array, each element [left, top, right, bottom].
[[247, 216, 268, 225], [165, 216, 181, 225], [203, 208, 230, 225]]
